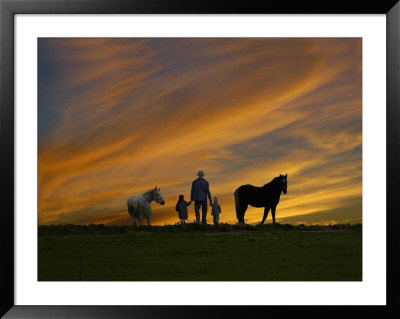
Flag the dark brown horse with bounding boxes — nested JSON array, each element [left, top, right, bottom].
[[234, 174, 287, 224]]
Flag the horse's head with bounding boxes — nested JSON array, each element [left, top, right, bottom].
[[153, 186, 165, 205], [279, 174, 288, 194]]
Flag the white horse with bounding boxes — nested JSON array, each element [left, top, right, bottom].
[[127, 186, 165, 226]]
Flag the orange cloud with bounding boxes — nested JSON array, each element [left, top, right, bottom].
[[38, 38, 362, 226]]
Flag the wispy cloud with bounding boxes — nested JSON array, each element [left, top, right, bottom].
[[38, 38, 362, 225]]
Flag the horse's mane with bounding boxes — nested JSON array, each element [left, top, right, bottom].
[[143, 189, 155, 195], [142, 189, 156, 199], [262, 176, 281, 188]]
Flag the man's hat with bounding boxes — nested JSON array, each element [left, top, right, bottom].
[[197, 170, 204, 177]]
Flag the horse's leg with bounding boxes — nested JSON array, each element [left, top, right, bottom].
[[240, 203, 248, 223], [147, 207, 152, 226], [234, 189, 241, 222], [261, 207, 270, 224], [235, 190, 247, 223], [271, 206, 276, 224], [138, 215, 143, 226], [132, 215, 137, 227]]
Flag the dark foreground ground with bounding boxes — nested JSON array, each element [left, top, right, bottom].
[[38, 223, 362, 281]]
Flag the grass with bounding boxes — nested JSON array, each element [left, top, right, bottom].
[[38, 223, 362, 281]]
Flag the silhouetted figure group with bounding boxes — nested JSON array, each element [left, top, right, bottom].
[[175, 170, 221, 225], [129, 171, 288, 226]]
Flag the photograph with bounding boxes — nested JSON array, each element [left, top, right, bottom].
[[38, 37, 362, 281], [2, 0, 399, 316]]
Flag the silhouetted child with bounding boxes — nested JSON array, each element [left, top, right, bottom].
[[175, 194, 191, 224], [210, 196, 221, 225]]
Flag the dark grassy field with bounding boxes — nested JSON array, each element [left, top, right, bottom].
[[38, 223, 362, 281]]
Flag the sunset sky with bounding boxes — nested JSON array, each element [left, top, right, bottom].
[[38, 38, 362, 226]]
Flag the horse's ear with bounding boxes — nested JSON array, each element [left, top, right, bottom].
[[155, 186, 157, 190], [285, 174, 287, 177], [158, 187, 161, 191], [280, 174, 282, 177]]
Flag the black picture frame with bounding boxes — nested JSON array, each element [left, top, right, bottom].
[[1, 0, 399, 318]]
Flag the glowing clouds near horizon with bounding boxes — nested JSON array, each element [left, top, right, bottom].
[[38, 38, 362, 226]]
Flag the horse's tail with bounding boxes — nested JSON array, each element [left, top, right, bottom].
[[127, 197, 138, 217], [234, 188, 241, 222], [127, 199, 133, 216]]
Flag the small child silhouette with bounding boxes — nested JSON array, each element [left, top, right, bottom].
[[210, 196, 221, 225], [175, 194, 191, 225]]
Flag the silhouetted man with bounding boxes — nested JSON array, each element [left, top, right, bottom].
[[191, 170, 212, 224]]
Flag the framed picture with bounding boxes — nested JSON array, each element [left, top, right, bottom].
[[1, 0, 399, 318]]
